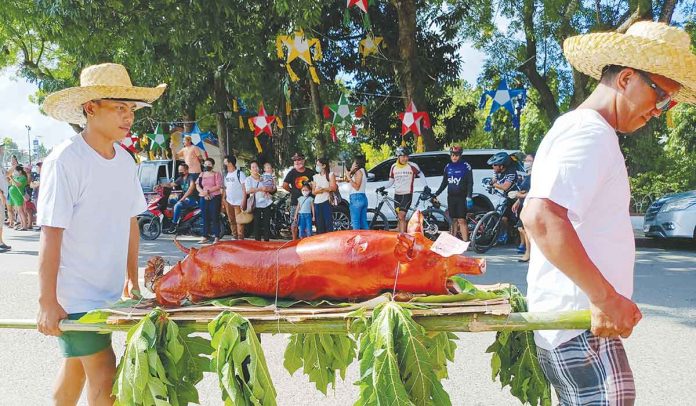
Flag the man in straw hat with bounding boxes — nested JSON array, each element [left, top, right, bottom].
[[36, 62, 165, 404], [522, 21, 694, 404]]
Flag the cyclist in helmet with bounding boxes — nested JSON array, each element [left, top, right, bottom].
[[383, 147, 427, 232], [435, 146, 473, 241], [487, 151, 519, 244]]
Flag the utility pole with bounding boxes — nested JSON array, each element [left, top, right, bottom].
[[25, 125, 32, 166]]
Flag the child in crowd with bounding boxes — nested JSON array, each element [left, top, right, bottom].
[[294, 183, 314, 238], [262, 162, 275, 200]]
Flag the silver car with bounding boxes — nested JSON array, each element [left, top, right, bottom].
[[643, 190, 696, 241]]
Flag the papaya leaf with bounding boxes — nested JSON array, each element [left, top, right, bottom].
[[283, 333, 356, 394], [209, 311, 277, 406], [486, 288, 552, 406]]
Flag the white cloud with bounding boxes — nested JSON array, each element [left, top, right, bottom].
[[0, 69, 76, 152]]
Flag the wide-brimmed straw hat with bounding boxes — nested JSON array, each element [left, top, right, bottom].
[[43, 63, 167, 124], [564, 21, 696, 104]]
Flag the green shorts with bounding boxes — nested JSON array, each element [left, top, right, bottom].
[[57, 313, 112, 358]]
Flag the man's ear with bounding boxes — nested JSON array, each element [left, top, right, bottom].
[[83, 100, 97, 117], [394, 233, 416, 263]]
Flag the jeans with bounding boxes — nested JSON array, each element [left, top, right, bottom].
[[349, 193, 368, 230], [298, 212, 313, 238], [172, 197, 198, 224], [314, 201, 333, 234], [199, 195, 221, 238], [253, 206, 271, 241]]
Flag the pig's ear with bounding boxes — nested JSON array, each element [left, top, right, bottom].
[[394, 233, 416, 262], [407, 210, 424, 235]]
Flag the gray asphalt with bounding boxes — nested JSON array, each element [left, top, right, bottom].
[[0, 228, 694, 405]]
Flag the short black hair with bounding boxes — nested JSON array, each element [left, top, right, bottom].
[[178, 163, 189, 170], [205, 157, 215, 166], [600, 65, 629, 85], [224, 155, 236, 166]]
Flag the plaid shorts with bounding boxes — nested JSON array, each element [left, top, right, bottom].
[[537, 331, 635, 406]]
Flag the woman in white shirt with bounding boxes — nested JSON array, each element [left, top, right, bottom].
[[347, 155, 368, 230], [245, 161, 274, 241], [311, 157, 337, 234]]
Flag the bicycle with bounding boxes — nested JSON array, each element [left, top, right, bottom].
[[470, 178, 520, 253], [368, 186, 450, 240]]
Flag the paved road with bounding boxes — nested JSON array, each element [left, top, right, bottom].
[[0, 228, 694, 405]]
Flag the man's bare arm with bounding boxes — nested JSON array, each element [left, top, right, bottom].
[[37, 226, 67, 336], [522, 198, 642, 338]]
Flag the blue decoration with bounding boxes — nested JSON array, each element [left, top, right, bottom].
[[478, 79, 527, 132], [183, 123, 209, 152]]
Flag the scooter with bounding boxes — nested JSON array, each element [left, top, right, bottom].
[[137, 185, 203, 240]]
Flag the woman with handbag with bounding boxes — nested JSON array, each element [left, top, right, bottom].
[[348, 155, 368, 230], [196, 158, 223, 244], [245, 161, 274, 241], [312, 157, 337, 234]]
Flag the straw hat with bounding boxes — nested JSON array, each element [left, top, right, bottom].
[[43, 63, 167, 124], [564, 21, 696, 104]]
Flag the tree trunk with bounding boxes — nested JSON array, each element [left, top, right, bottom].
[[392, 0, 437, 151], [519, 0, 561, 123], [308, 73, 327, 157], [658, 0, 678, 23], [213, 71, 229, 165]]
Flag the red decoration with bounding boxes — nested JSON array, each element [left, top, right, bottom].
[[250, 103, 277, 137], [398, 101, 431, 137], [120, 131, 139, 153]]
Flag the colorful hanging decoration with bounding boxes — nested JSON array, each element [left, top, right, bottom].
[[145, 124, 170, 151], [248, 103, 283, 153], [323, 94, 364, 143], [359, 33, 384, 65], [183, 123, 210, 156], [283, 79, 292, 116], [398, 101, 431, 152], [345, 0, 372, 30], [276, 29, 323, 83], [120, 131, 139, 153], [478, 79, 527, 132]]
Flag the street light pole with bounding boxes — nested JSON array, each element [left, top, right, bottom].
[[25, 125, 32, 166]]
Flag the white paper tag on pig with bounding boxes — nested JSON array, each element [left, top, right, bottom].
[[430, 232, 470, 257]]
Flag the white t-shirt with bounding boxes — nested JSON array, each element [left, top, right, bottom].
[[245, 176, 272, 209], [312, 173, 331, 204], [0, 166, 8, 196], [224, 169, 247, 206], [37, 135, 146, 314], [526, 109, 634, 350]]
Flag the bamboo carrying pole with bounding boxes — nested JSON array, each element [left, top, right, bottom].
[[0, 310, 590, 334]]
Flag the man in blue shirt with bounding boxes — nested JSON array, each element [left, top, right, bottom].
[[435, 146, 473, 241]]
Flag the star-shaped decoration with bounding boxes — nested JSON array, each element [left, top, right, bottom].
[[359, 33, 384, 65], [323, 94, 364, 142], [250, 103, 277, 137], [347, 0, 369, 13], [398, 101, 431, 137], [120, 131, 139, 153], [478, 79, 527, 132], [184, 123, 209, 152], [145, 124, 169, 150], [276, 29, 323, 83]]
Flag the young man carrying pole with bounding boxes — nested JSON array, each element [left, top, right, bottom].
[[36, 63, 166, 404], [522, 22, 695, 404]]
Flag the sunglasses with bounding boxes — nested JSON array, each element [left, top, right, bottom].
[[636, 70, 676, 112]]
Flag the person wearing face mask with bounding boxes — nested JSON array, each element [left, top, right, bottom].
[[196, 158, 223, 244], [246, 161, 274, 241], [312, 157, 337, 234], [282, 152, 315, 240], [294, 183, 315, 238], [512, 153, 534, 262]]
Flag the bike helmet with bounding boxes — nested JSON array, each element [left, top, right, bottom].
[[487, 151, 511, 166], [395, 147, 409, 157], [449, 145, 463, 156]]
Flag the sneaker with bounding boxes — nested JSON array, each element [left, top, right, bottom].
[[0, 243, 10, 250], [516, 244, 526, 254], [497, 232, 508, 244], [198, 237, 211, 244]]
